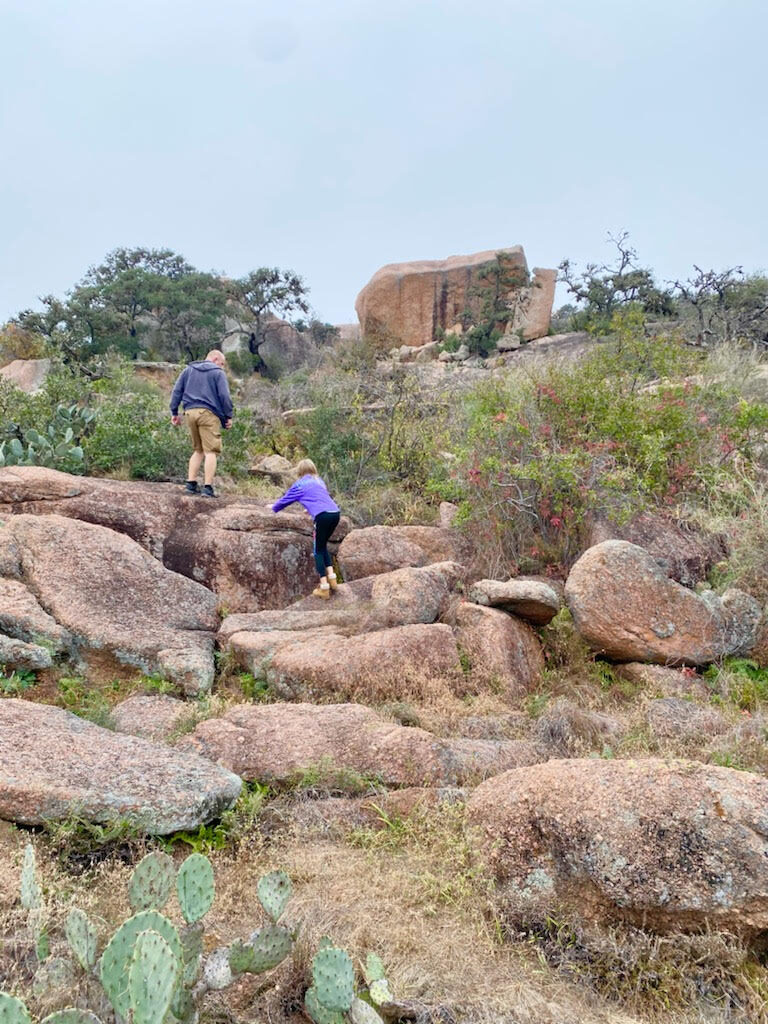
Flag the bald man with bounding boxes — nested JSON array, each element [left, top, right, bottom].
[[170, 349, 234, 498]]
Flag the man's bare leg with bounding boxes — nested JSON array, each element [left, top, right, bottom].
[[188, 451, 203, 481], [204, 452, 218, 486]]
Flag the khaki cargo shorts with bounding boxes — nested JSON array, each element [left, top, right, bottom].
[[185, 407, 223, 454]]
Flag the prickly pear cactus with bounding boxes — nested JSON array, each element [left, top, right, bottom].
[[257, 870, 291, 922], [65, 908, 98, 970], [20, 844, 41, 911], [0, 993, 31, 1024], [304, 987, 344, 1024], [40, 1011, 102, 1024], [128, 930, 180, 1024], [349, 999, 385, 1024], [231, 924, 293, 974], [312, 946, 355, 1013], [99, 911, 182, 1019], [129, 852, 175, 912], [176, 853, 214, 924]]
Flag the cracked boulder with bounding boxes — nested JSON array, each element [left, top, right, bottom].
[[565, 540, 760, 665], [0, 513, 218, 694], [0, 699, 241, 834]]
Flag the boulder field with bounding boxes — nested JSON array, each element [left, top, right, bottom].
[[1, 456, 766, 949]]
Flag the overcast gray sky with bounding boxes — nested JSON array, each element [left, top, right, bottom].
[[2, 0, 766, 326]]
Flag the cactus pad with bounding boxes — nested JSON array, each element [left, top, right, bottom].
[[99, 911, 182, 1019], [232, 924, 293, 974], [40, 1011, 102, 1024], [176, 853, 214, 923], [65, 909, 98, 970], [128, 930, 180, 1024], [369, 978, 393, 1005], [0, 994, 31, 1024], [312, 946, 355, 1012], [349, 999, 385, 1024], [180, 922, 204, 986], [202, 948, 233, 991], [129, 852, 175, 912], [256, 870, 291, 922], [20, 844, 41, 911], [363, 953, 385, 984], [304, 987, 345, 1024]]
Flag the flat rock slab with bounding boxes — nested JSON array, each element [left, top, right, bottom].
[[468, 578, 562, 625], [180, 702, 540, 787], [0, 513, 218, 694], [0, 699, 241, 834], [565, 540, 760, 665], [468, 757, 768, 935]]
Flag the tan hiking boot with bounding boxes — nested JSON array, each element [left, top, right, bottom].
[[312, 585, 331, 600], [326, 571, 339, 591]]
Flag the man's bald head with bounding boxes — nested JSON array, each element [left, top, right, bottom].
[[206, 350, 226, 368]]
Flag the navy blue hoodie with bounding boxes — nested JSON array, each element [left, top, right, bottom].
[[170, 361, 233, 426]]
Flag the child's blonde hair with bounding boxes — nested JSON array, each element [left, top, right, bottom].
[[294, 458, 318, 478]]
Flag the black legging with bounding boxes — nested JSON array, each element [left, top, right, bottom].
[[313, 511, 340, 575]]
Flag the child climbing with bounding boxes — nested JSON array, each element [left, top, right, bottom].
[[271, 459, 341, 600]]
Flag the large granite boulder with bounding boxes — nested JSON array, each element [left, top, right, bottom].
[[0, 513, 218, 694], [337, 524, 472, 580], [565, 540, 760, 665], [0, 467, 350, 612], [454, 603, 544, 697], [468, 757, 768, 935], [180, 702, 539, 787], [0, 358, 52, 394], [355, 247, 555, 347], [588, 512, 728, 588], [0, 700, 241, 834]]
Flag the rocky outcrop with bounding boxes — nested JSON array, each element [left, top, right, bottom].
[[337, 524, 472, 580], [468, 757, 768, 935], [468, 578, 562, 625], [220, 562, 543, 701], [0, 514, 218, 694], [180, 702, 540, 787], [355, 248, 555, 348], [0, 700, 241, 834], [0, 467, 349, 612], [564, 540, 760, 665], [0, 358, 51, 394]]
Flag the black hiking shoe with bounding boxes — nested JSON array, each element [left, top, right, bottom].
[[201, 485, 217, 498], [184, 481, 199, 494]]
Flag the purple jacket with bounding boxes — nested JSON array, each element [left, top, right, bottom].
[[272, 475, 340, 519]]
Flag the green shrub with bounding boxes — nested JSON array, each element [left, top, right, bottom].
[[440, 311, 768, 573]]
